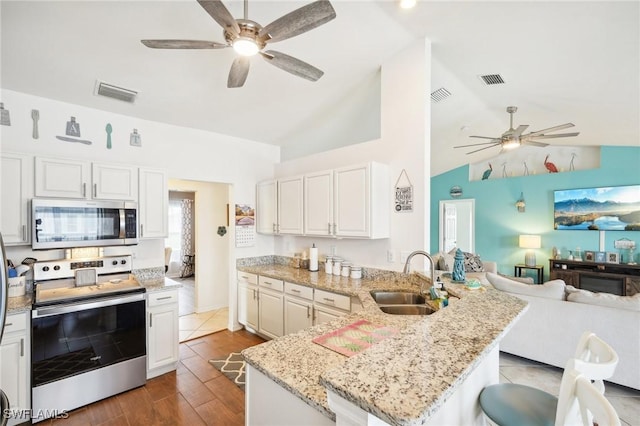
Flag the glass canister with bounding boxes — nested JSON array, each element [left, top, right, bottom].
[[325, 256, 333, 274], [350, 266, 362, 279], [341, 262, 351, 277], [332, 258, 342, 276]]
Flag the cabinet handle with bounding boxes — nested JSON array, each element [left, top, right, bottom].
[[241, 275, 249, 280], [5, 323, 12, 327], [93, 183, 97, 198], [291, 289, 300, 293], [149, 313, 153, 327], [263, 281, 272, 286], [140, 224, 144, 237], [273, 223, 276, 233], [252, 289, 257, 300], [333, 223, 336, 234], [156, 296, 172, 301], [82, 183, 87, 197], [323, 297, 335, 304], [328, 223, 332, 235], [312, 307, 316, 321], [307, 305, 311, 318], [20, 338, 24, 357]]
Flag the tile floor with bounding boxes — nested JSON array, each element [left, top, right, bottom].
[[500, 352, 640, 426], [179, 307, 229, 343]]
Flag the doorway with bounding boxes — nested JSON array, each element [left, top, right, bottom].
[[439, 199, 475, 253], [167, 190, 196, 315]]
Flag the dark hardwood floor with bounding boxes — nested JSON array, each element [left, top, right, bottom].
[[42, 330, 265, 426]]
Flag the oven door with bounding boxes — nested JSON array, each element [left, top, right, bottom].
[[31, 293, 146, 388]]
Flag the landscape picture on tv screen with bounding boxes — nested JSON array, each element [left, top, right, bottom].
[[554, 185, 640, 231]]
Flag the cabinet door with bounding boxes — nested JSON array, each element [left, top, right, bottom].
[[277, 176, 304, 235], [147, 303, 179, 371], [313, 305, 346, 326], [304, 170, 334, 236], [92, 163, 138, 200], [284, 296, 313, 335], [35, 157, 89, 199], [238, 282, 259, 331], [256, 180, 277, 234], [334, 164, 370, 237], [139, 168, 168, 238], [0, 331, 29, 423], [1, 154, 31, 245], [258, 288, 284, 339]]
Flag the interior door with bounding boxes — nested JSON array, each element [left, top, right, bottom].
[[439, 199, 475, 253]]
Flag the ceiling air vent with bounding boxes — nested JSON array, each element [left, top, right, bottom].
[[478, 74, 505, 85], [94, 81, 138, 103], [430, 87, 451, 103]]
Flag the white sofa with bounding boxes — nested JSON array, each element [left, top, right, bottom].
[[487, 272, 640, 390]]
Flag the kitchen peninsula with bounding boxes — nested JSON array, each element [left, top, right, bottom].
[[238, 258, 528, 425]]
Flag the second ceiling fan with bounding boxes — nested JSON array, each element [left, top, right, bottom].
[[141, 0, 336, 88], [454, 106, 580, 154]]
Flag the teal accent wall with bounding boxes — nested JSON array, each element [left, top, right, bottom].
[[430, 146, 640, 280]]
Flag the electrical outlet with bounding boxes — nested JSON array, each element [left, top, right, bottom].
[[400, 250, 411, 263], [387, 250, 396, 263]]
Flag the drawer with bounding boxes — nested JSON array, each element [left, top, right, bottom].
[[237, 271, 258, 284], [314, 289, 351, 311], [3, 312, 27, 333], [284, 282, 313, 301], [259, 276, 284, 292], [147, 289, 179, 307]]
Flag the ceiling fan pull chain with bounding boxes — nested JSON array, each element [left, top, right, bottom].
[[244, 0, 248, 20]]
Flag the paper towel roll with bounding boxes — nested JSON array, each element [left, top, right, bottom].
[[309, 245, 319, 272]]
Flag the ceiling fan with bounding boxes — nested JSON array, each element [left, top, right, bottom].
[[454, 106, 580, 154], [141, 0, 336, 88]]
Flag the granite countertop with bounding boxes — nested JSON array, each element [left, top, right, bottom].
[[240, 263, 528, 425]]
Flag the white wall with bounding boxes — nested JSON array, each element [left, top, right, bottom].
[[0, 89, 279, 270], [273, 38, 432, 270]]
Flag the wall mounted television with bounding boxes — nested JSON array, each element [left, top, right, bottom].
[[554, 184, 640, 231]]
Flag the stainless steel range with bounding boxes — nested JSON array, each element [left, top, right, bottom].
[[31, 255, 146, 422]]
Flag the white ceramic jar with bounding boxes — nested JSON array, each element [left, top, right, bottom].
[[332, 258, 342, 276], [350, 266, 362, 279], [325, 256, 333, 274], [341, 262, 351, 277]]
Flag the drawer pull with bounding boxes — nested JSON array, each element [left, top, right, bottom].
[[22, 225, 26, 241], [307, 305, 311, 318], [149, 313, 153, 327], [241, 275, 249, 280], [156, 296, 172, 301], [263, 282, 272, 286], [323, 298, 335, 304], [20, 338, 24, 357], [5, 323, 12, 327], [291, 289, 301, 293]]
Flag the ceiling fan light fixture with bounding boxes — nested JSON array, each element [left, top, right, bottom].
[[400, 0, 417, 9], [502, 139, 520, 150], [233, 37, 259, 56]]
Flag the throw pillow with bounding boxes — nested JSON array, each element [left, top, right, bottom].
[[567, 289, 640, 312], [486, 272, 566, 300], [498, 272, 534, 284], [463, 252, 484, 272]]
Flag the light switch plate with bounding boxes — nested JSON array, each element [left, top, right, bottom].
[[387, 250, 396, 263], [400, 251, 411, 263]]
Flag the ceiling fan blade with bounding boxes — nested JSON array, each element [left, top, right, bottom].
[[228, 57, 250, 88], [454, 141, 501, 148], [198, 0, 240, 37], [258, 0, 336, 43], [141, 39, 228, 49], [526, 123, 575, 137], [466, 144, 501, 155], [512, 124, 529, 138], [261, 50, 324, 81], [528, 132, 580, 139], [469, 136, 501, 140], [522, 140, 549, 147]]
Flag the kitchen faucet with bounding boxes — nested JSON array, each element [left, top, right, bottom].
[[403, 250, 435, 295]]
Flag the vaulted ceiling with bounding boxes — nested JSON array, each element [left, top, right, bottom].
[[2, 1, 638, 176]]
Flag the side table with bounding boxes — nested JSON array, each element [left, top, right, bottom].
[[514, 264, 544, 284]]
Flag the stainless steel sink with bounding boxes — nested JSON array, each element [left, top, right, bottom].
[[379, 305, 435, 315], [370, 291, 426, 305]]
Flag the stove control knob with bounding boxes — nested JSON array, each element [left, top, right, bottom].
[[121, 260, 127, 265], [112, 260, 118, 266], [42, 266, 50, 272], [53, 265, 61, 271]]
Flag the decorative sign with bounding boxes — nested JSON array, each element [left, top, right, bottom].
[[235, 204, 255, 247], [450, 186, 463, 198], [394, 169, 413, 213]]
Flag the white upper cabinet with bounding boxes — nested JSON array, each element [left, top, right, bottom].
[[35, 157, 137, 201], [138, 168, 168, 239], [277, 176, 304, 235], [256, 180, 277, 235], [91, 163, 137, 200], [304, 170, 334, 236], [1, 153, 32, 245]]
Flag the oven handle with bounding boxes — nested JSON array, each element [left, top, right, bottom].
[[33, 293, 145, 318]]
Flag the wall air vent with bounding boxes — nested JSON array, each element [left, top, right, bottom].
[[478, 74, 505, 85], [430, 87, 451, 103], [94, 81, 138, 103]]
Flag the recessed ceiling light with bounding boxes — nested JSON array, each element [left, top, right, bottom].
[[400, 0, 417, 9]]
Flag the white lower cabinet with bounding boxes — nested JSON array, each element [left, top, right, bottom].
[[284, 282, 313, 335], [146, 289, 179, 379], [257, 276, 284, 339], [237, 272, 259, 332], [0, 312, 31, 426], [313, 289, 351, 326]]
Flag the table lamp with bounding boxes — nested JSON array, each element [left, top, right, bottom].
[[519, 235, 541, 267]]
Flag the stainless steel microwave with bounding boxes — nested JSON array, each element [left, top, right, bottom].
[[32, 199, 138, 249]]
